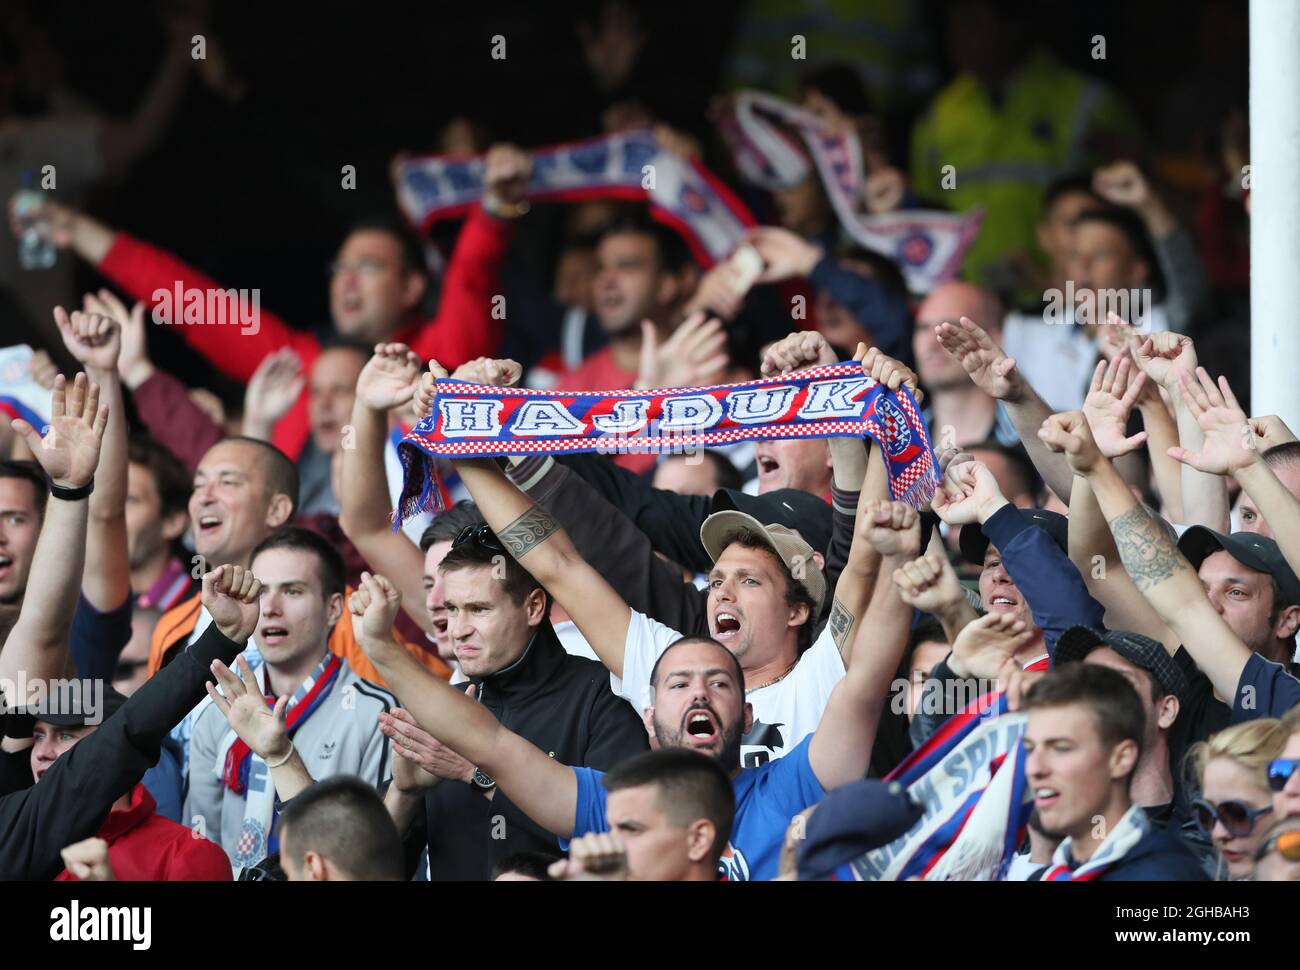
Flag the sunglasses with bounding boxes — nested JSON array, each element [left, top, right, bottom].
[[1192, 798, 1272, 838], [453, 524, 505, 554], [1268, 758, 1300, 792], [1255, 829, 1300, 864]]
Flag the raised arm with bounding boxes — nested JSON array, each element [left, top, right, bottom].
[[1170, 369, 1300, 580], [1039, 410, 1249, 701], [338, 344, 429, 632], [933, 315, 1073, 502], [809, 500, 918, 789], [349, 573, 576, 837], [1131, 330, 1228, 530], [1, 374, 108, 695], [53, 308, 129, 613], [1071, 353, 1180, 646]]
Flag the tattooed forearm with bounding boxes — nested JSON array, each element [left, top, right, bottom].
[[1109, 505, 1190, 592], [497, 505, 560, 560], [828, 598, 855, 657]]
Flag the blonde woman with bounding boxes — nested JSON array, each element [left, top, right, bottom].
[[1189, 718, 1288, 880]]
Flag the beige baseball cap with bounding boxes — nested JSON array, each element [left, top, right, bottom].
[[699, 510, 826, 613]]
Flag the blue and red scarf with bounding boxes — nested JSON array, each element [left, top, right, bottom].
[[851, 690, 1032, 881], [395, 129, 755, 268], [395, 363, 938, 523], [1041, 804, 1150, 881], [220, 654, 342, 795]]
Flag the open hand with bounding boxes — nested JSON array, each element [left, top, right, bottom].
[[1081, 355, 1148, 458], [637, 312, 728, 390], [12, 372, 108, 488], [949, 612, 1033, 680], [933, 316, 1022, 401], [206, 655, 291, 762], [1168, 368, 1255, 474]]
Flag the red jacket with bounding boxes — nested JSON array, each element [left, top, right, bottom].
[[55, 785, 232, 881], [97, 206, 515, 458]]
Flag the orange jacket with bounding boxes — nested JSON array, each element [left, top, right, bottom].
[[146, 587, 450, 687]]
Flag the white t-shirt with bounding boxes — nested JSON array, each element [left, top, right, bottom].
[[612, 611, 846, 766]]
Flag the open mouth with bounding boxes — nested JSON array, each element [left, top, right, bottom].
[[1033, 787, 1060, 810], [0, 554, 13, 577], [713, 611, 741, 641], [756, 454, 780, 479], [684, 709, 719, 745], [260, 626, 289, 645], [197, 514, 223, 535], [987, 594, 1018, 610]]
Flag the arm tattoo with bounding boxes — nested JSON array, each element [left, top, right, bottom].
[[1109, 505, 1190, 592], [497, 505, 560, 560], [828, 598, 855, 656]]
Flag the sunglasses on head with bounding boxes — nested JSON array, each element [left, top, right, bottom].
[[1192, 798, 1272, 838], [1255, 828, 1300, 864], [1268, 758, 1300, 792], [453, 524, 505, 554]]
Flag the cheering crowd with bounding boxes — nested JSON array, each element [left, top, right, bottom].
[[3, 0, 1299, 884]]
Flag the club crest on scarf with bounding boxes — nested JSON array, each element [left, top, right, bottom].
[[395, 363, 939, 524]]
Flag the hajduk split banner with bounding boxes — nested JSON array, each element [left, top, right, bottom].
[[394, 129, 755, 267], [395, 363, 938, 523], [851, 691, 1033, 881], [718, 90, 982, 294]]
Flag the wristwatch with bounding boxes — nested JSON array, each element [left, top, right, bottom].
[[470, 767, 496, 792]]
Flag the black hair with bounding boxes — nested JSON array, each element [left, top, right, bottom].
[[1042, 173, 1102, 217], [649, 635, 745, 693], [966, 439, 1040, 502], [250, 525, 346, 599], [901, 615, 949, 675], [0, 459, 47, 519], [491, 851, 560, 881], [596, 211, 694, 275], [1072, 208, 1166, 300], [797, 62, 874, 117], [437, 530, 546, 608], [834, 244, 910, 300], [128, 435, 190, 521], [1264, 442, 1300, 471], [602, 748, 736, 864], [278, 776, 403, 881], [418, 501, 486, 552], [1023, 664, 1146, 776], [342, 215, 428, 277], [213, 436, 299, 515]]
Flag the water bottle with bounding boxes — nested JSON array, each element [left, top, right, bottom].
[[14, 189, 56, 271]]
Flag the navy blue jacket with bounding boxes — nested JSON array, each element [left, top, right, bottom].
[[1094, 826, 1210, 881], [911, 504, 1105, 747]]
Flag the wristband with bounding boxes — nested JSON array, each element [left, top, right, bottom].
[[49, 480, 94, 502], [265, 745, 295, 769]]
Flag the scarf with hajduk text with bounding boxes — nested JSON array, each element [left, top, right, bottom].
[[394, 129, 755, 267], [395, 363, 938, 523], [716, 90, 982, 294]]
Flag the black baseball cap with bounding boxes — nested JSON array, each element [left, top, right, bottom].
[[797, 779, 923, 881], [1178, 527, 1300, 606], [711, 487, 832, 556], [1053, 626, 1187, 699], [959, 509, 1068, 566], [29, 684, 127, 728]]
